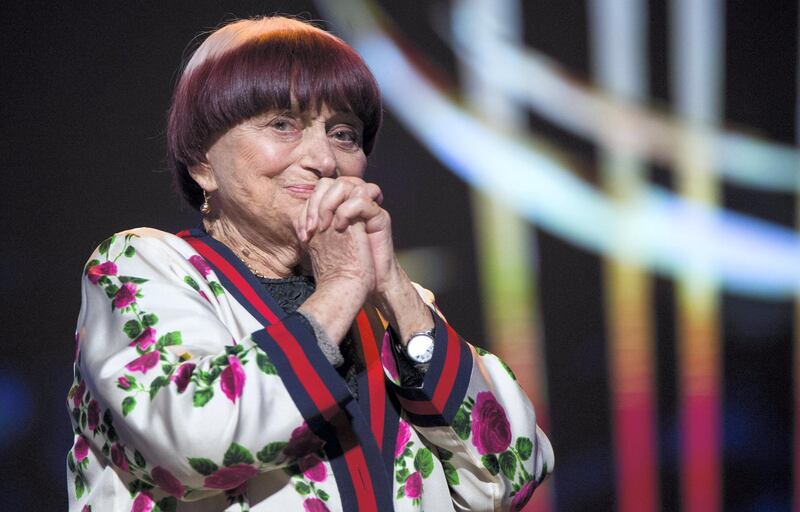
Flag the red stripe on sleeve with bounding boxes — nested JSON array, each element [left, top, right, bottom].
[[431, 324, 461, 411], [356, 310, 385, 449]]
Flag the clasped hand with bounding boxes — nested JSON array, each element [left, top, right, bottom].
[[293, 176, 396, 298]]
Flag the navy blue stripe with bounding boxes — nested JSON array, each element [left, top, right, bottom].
[[439, 339, 473, 422], [252, 330, 358, 511], [183, 228, 284, 326], [343, 399, 395, 510]]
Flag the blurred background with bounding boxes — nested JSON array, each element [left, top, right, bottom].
[[2, 0, 797, 510]]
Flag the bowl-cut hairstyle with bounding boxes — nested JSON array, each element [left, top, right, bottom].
[[166, 16, 383, 210]]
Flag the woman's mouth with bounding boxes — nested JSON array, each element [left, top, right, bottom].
[[285, 184, 316, 198]]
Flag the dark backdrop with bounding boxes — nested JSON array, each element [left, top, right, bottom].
[[2, 1, 795, 511]]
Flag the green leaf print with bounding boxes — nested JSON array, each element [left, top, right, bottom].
[[193, 388, 213, 407], [124, 245, 136, 258], [123, 320, 142, 339], [158, 497, 177, 512], [134, 449, 147, 468], [223, 442, 255, 466], [122, 396, 136, 416], [98, 235, 115, 256], [474, 346, 489, 356], [188, 457, 218, 476], [105, 284, 119, 298], [256, 441, 288, 464], [443, 461, 460, 486], [317, 489, 330, 501], [414, 447, 434, 478], [396, 486, 405, 499], [499, 451, 517, 480], [500, 359, 517, 381], [396, 466, 410, 483], [256, 352, 278, 375], [142, 313, 159, 327], [184, 276, 200, 291], [85, 259, 100, 273], [438, 447, 453, 461], [516, 437, 533, 461], [225, 344, 244, 356], [295, 481, 311, 495], [74, 474, 86, 498], [452, 404, 471, 440], [209, 281, 225, 297], [149, 376, 169, 400], [67, 452, 76, 473], [156, 331, 182, 350], [481, 454, 499, 476]]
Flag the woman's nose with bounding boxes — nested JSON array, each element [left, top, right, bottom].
[[298, 129, 337, 177]]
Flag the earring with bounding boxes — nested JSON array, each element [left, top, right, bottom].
[[200, 190, 211, 214]]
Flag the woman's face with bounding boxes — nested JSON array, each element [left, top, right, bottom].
[[192, 105, 368, 242]]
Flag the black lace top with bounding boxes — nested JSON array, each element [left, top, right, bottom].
[[258, 275, 362, 398]]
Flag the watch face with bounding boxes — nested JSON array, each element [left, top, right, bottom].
[[407, 334, 434, 363]]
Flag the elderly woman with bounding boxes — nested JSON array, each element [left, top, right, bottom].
[[66, 16, 552, 512]]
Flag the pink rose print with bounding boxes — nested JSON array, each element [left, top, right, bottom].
[[117, 376, 132, 390], [111, 443, 129, 471], [189, 255, 212, 277], [87, 399, 100, 431], [199, 290, 210, 302], [72, 380, 86, 407], [151, 466, 184, 497], [128, 327, 156, 350], [74, 435, 90, 462], [82, 505, 92, 512], [510, 480, 538, 511], [381, 332, 399, 382], [284, 423, 325, 458], [113, 282, 138, 309], [405, 471, 422, 498], [220, 355, 246, 403], [395, 419, 411, 458], [172, 362, 196, 393], [125, 351, 159, 374], [299, 454, 327, 482], [203, 464, 258, 490], [87, 261, 118, 284], [303, 497, 331, 512], [131, 491, 155, 512], [470, 391, 512, 455]]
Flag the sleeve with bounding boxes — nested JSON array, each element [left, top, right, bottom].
[[380, 286, 554, 511], [70, 231, 348, 499]]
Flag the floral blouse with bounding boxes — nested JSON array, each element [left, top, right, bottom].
[[66, 227, 553, 511]]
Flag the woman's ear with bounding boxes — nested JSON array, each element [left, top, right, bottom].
[[188, 160, 218, 193]]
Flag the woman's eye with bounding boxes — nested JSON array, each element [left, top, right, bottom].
[[271, 119, 291, 131], [331, 128, 359, 145]]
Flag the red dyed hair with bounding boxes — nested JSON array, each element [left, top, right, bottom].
[[167, 17, 383, 210]]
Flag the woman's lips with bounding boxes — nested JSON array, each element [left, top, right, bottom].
[[285, 184, 316, 197]]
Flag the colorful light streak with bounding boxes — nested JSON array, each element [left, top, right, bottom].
[[316, 2, 798, 512], [590, 1, 659, 511], [455, 2, 552, 510], [671, 1, 725, 511], [449, 10, 800, 193]]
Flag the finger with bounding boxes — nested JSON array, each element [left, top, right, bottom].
[[332, 196, 383, 231], [305, 178, 335, 234], [349, 182, 384, 205], [295, 198, 311, 242], [317, 180, 357, 231]]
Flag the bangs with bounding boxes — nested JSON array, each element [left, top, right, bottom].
[[167, 22, 382, 209]]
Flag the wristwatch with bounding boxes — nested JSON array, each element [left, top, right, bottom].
[[403, 328, 435, 364]]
